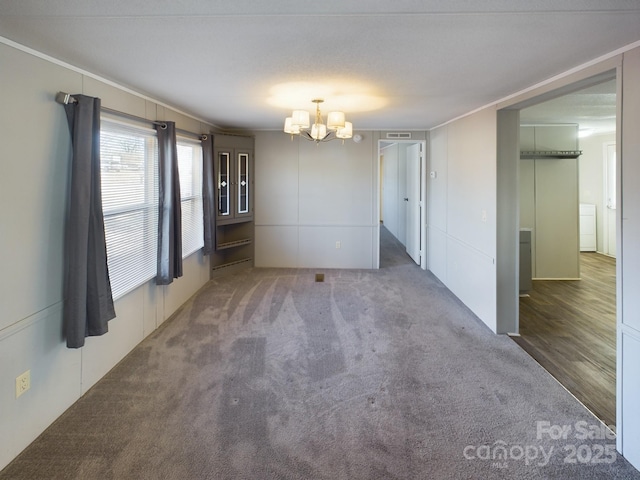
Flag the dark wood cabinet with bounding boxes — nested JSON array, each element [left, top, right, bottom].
[[210, 134, 254, 276]]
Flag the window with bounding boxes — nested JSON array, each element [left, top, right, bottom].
[[177, 137, 204, 258], [99, 120, 204, 298], [100, 118, 158, 299]]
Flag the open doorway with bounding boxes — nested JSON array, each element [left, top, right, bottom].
[[378, 140, 427, 269], [512, 79, 618, 428]]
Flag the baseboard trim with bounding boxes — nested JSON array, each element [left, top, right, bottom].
[[533, 277, 581, 281]]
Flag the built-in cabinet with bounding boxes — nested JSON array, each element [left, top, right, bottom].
[[210, 134, 255, 276]]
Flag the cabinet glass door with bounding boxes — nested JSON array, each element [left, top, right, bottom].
[[218, 152, 230, 216], [237, 152, 249, 214]]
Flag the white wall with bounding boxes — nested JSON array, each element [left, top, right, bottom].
[[427, 108, 498, 331], [0, 41, 211, 470], [254, 131, 379, 269], [534, 156, 580, 278], [620, 45, 640, 469], [382, 143, 400, 239], [427, 127, 448, 281], [580, 132, 616, 253]]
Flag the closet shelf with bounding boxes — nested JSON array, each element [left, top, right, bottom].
[[520, 150, 582, 159]]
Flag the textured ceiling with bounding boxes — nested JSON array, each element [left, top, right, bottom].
[[520, 79, 617, 135], [0, 1, 638, 131]]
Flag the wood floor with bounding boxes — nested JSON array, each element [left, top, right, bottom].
[[513, 252, 616, 428]]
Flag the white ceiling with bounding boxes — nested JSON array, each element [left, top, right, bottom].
[[1, 1, 639, 132], [520, 79, 617, 135]]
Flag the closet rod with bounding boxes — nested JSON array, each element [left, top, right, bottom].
[[55, 91, 207, 140]]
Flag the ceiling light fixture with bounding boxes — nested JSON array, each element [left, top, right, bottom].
[[284, 99, 352, 143]]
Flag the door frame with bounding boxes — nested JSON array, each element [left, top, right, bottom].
[[603, 141, 617, 257], [496, 67, 618, 335], [378, 139, 427, 270], [496, 64, 625, 452]]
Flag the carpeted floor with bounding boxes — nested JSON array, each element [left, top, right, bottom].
[[1, 227, 639, 479]]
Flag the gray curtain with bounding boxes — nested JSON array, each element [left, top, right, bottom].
[[202, 134, 215, 255], [63, 95, 115, 348], [156, 121, 183, 284]]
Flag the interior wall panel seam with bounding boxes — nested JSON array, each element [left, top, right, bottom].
[[0, 302, 63, 342]]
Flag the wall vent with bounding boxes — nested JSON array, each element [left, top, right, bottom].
[[386, 132, 412, 139]]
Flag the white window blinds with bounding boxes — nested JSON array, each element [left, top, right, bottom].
[[177, 137, 204, 258], [100, 118, 159, 299]]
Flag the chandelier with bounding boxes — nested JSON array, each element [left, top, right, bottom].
[[284, 99, 353, 143]]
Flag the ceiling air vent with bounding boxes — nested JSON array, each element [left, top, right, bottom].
[[386, 132, 412, 139]]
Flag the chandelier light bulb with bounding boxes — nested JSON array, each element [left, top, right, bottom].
[[291, 110, 310, 128], [283, 98, 353, 143], [336, 121, 353, 139], [284, 117, 300, 134], [327, 111, 346, 130]]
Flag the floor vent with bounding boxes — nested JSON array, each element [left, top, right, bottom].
[[386, 132, 412, 139], [315, 273, 325, 283]]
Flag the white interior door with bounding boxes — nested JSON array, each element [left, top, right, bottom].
[[398, 146, 408, 246], [604, 142, 617, 257], [406, 143, 421, 264]]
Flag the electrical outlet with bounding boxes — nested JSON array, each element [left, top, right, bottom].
[[481, 209, 487, 222], [335, 241, 341, 249], [16, 370, 30, 398]]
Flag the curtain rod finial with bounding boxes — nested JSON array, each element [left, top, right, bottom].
[[56, 92, 77, 105]]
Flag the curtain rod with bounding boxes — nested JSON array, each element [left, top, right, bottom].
[[55, 92, 208, 141]]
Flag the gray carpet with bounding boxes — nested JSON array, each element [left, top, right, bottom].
[[2, 227, 639, 479]]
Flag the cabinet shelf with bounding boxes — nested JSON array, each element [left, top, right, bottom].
[[211, 257, 253, 271], [216, 238, 252, 250]]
